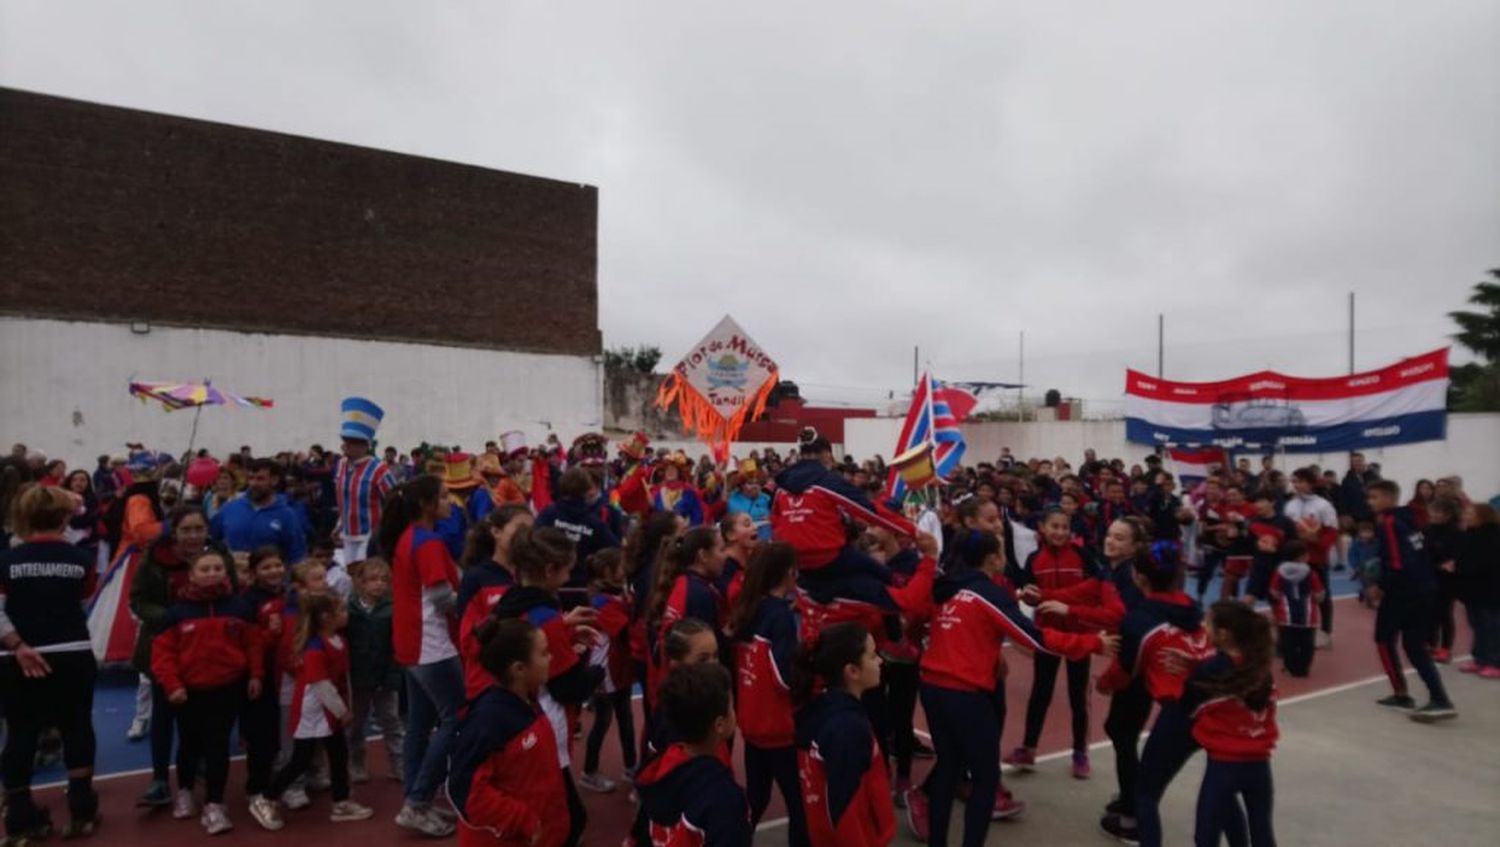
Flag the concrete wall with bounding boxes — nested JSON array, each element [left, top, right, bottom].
[[845, 414, 1500, 500], [1, 317, 601, 466]]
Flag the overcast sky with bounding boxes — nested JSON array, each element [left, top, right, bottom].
[[4, 1, 1497, 414]]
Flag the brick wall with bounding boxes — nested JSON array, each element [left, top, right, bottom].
[[0, 88, 600, 356]]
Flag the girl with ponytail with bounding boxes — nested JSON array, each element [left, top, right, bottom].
[[728, 542, 807, 843], [456, 505, 533, 702], [623, 511, 686, 746], [642, 527, 726, 711], [791, 622, 893, 846]]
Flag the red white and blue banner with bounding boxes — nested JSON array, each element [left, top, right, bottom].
[[1125, 349, 1449, 452], [884, 373, 978, 500], [1168, 447, 1228, 487]]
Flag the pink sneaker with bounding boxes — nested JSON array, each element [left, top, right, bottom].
[[1072, 751, 1092, 780], [1479, 665, 1500, 680], [903, 787, 929, 842], [992, 787, 1026, 821], [1457, 660, 1481, 674], [1002, 746, 1036, 771]]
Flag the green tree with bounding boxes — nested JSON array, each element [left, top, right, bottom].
[[603, 345, 662, 375], [1448, 269, 1500, 411]]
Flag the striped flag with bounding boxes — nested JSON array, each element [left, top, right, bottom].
[[884, 372, 978, 500], [1168, 447, 1228, 488]]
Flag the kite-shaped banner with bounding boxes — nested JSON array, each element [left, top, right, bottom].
[[656, 315, 780, 460]]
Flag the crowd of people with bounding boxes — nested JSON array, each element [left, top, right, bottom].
[[1, 396, 1497, 847]]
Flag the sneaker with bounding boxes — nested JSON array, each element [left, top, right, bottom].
[[911, 738, 936, 759], [199, 803, 233, 836], [280, 786, 311, 811], [1105, 796, 1127, 817], [903, 787, 929, 842], [126, 717, 149, 742], [1409, 701, 1457, 723], [1432, 647, 1451, 664], [1479, 665, 1500, 680], [1002, 746, 1036, 771], [1072, 751, 1092, 779], [247, 795, 284, 832], [330, 801, 374, 823], [137, 780, 172, 808], [623, 765, 639, 784], [429, 804, 458, 824], [1457, 659, 1481, 674], [1376, 694, 1416, 710], [992, 787, 1026, 821], [1315, 630, 1332, 649], [1101, 813, 1141, 845], [577, 772, 617, 794], [171, 789, 197, 820], [61, 812, 103, 839], [395, 804, 455, 838], [350, 763, 370, 784], [9, 807, 54, 841]]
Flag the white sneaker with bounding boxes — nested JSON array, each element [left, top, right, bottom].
[[395, 804, 455, 838], [1316, 631, 1332, 649], [127, 717, 149, 741], [248, 795, 284, 831], [330, 800, 374, 823], [280, 786, 311, 811], [200, 803, 233, 836], [172, 788, 197, 820], [578, 772, 617, 793]]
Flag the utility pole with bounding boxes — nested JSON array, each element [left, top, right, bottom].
[[913, 345, 919, 386], [1018, 331, 1026, 422], [1157, 313, 1165, 378], [1348, 292, 1355, 374]]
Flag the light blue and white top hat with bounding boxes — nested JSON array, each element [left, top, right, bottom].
[[340, 397, 385, 443]]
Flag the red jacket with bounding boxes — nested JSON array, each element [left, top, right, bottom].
[[589, 590, 634, 693], [460, 577, 514, 701], [150, 586, 264, 693], [449, 687, 570, 847], [771, 461, 914, 569], [920, 569, 1101, 694], [1193, 686, 1279, 762], [796, 690, 895, 847], [1013, 543, 1099, 631], [733, 594, 800, 749], [1096, 592, 1212, 701]]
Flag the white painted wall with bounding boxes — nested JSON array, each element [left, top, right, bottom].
[[1, 317, 602, 466], [846, 413, 1500, 501]]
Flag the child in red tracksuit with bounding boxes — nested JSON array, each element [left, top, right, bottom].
[[579, 549, 636, 793], [1190, 602, 1279, 847], [1007, 507, 1102, 777], [644, 527, 728, 709], [448, 618, 570, 847], [729, 542, 807, 843], [256, 593, 373, 829], [794, 622, 893, 847], [241, 547, 289, 811], [457, 506, 532, 700], [151, 549, 265, 835]]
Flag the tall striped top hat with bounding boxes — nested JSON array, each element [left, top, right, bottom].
[[340, 397, 385, 443]]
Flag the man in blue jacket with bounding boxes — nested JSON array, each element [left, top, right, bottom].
[[211, 458, 308, 563]]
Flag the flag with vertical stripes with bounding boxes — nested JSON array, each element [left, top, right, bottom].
[[884, 372, 978, 500]]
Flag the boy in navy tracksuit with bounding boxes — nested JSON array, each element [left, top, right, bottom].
[[1240, 492, 1298, 602], [637, 663, 751, 847], [535, 468, 622, 587], [1366, 481, 1457, 721], [1268, 540, 1324, 677]]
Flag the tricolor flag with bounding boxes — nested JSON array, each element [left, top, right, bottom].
[[884, 372, 977, 500], [1124, 349, 1449, 452], [1168, 447, 1228, 489]]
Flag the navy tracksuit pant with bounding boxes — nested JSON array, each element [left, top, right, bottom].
[[921, 684, 999, 847], [1195, 759, 1275, 846], [1135, 703, 1247, 847], [743, 743, 808, 847], [1375, 592, 1451, 704], [1104, 681, 1153, 818]]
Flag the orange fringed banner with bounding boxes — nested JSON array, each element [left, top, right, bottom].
[[656, 315, 780, 463]]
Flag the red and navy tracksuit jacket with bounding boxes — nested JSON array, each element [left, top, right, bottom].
[[1244, 514, 1298, 598], [1096, 592, 1211, 701], [492, 587, 600, 707], [636, 743, 752, 847], [243, 583, 288, 679], [150, 583, 265, 693], [770, 460, 914, 570], [798, 555, 936, 653], [448, 686, 570, 847], [795, 689, 895, 847], [647, 571, 726, 708], [1008, 542, 1103, 632], [1269, 562, 1325, 629], [589, 588, 633, 693], [733, 594, 800, 749], [920, 568, 1103, 694], [1036, 557, 1144, 633], [460, 564, 517, 700], [1375, 507, 1437, 595], [716, 556, 746, 613], [1190, 655, 1279, 762]]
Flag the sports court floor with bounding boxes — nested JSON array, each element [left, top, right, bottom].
[[24, 590, 1500, 845]]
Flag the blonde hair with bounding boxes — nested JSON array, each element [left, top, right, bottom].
[[14, 485, 74, 535], [351, 557, 391, 582], [290, 559, 327, 588]]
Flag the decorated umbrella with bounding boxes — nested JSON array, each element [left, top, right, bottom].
[[128, 380, 274, 453], [655, 315, 779, 463]]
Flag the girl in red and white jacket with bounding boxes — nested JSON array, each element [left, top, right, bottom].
[[458, 506, 534, 700], [644, 527, 727, 709], [579, 548, 636, 793], [257, 593, 374, 830], [448, 618, 570, 847], [729, 541, 807, 843], [150, 549, 265, 835], [1190, 601, 1279, 847], [794, 622, 893, 847], [1006, 507, 1104, 777]]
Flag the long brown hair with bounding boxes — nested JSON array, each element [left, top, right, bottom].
[[292, 593, 342, 663], [460, 504, 532, 569], [508, 526, 576, 586], [624, 511, 682, 581], [645, 526, 718, 635], [729, 541, 795, 639], [1196, 600, 1275, 701]]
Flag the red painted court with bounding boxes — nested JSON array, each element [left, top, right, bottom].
[[31, 596, 1473, 845]]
